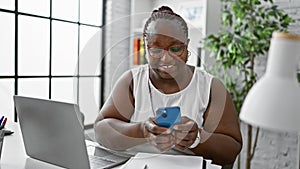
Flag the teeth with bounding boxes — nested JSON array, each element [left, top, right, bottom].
[[162, 65, 174, 68]]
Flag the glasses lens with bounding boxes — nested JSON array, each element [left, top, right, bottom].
[[149, 48, 163, 58], [148, 45, 185, 58], [169, 45, 184, 56]]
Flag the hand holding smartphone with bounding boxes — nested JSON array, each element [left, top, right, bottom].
[[155, 106, 181, 130]]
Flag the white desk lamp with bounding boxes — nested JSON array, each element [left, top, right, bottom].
[[239, 31, 300, 167]]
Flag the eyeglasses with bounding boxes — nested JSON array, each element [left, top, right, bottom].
[[147, 44, 186, 59]]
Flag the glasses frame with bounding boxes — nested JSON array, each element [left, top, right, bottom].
[[147, 43, 187, 59]]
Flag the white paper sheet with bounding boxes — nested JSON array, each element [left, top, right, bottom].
[[120, 152, 203, 169]]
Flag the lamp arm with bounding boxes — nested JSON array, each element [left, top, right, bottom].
[[296, 133, 300, 169]]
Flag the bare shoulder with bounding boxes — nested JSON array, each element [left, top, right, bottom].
[[210, 77, 227, 95], [208, 77, 229, 106], [109, 69, 134, 102], [204, 77, 238, 131], [114, 69, 133, 87], [96, 69, 135, 122]]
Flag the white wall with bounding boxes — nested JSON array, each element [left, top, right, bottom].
[[104, 0, 131, 99], [236, 0, 300, 168]]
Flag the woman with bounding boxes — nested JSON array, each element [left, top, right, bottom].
[[94, 6, 242, 166]]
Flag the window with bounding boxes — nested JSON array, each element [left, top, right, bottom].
[[0, 0, 105, 126]]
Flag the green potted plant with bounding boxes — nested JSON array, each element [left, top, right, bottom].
[[204, 0, 293, 169]]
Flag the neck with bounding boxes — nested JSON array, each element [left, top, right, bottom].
[[149, 65, 193, 93]]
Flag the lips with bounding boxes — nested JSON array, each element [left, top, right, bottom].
[[158, 64, 176, 73], [162, 65, 174, 69]]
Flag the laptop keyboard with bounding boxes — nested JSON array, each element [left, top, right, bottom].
[[89, 155, 115, 168], [87, 145, 131, 169]]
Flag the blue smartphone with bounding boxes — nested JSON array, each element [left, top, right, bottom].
[[155, 106, 181, 129]]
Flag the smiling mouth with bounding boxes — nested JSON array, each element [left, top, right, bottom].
[[162, 65, 174, 69], [158, 64, 176, 74]]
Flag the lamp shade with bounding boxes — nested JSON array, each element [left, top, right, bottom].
[[239, 32, 300, 133]]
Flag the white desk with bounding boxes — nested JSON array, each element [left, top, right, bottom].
[[1, 121, 61, 169], [1, 121, 221, 169], [0, 121, 65, 169], [0, 121, 124, 169]]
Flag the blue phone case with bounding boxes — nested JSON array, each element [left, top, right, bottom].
[[155, 106, 181, 129]]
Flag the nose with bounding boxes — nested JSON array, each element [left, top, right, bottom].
[[160, 50, 174, 62]]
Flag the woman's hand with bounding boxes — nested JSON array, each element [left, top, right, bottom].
[[142, 118, 175, 152], [173, 116, 198, 150]]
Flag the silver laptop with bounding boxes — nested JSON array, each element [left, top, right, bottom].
[[14, 96, 131, 169]]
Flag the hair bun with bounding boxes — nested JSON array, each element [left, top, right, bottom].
[[152, 6, 174, 14], [158, 6, 173, 13]]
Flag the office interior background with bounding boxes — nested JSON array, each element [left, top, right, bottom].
[[1, 0, 300, 168]]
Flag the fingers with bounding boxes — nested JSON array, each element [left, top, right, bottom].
[[173, 118, 197, 132], [174, 130, 191, 141], [142, 118, 175, 152], [145, 120, 171, 135], [147, 132, 175, 152], [143, 117, 199, 151], [173, 130, 196, 148], [156, 134, 175, 152], [172, 117, 199, 149]]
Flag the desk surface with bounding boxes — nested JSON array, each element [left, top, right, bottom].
[[0, 121, 125, 169], [0, 121, 220, 169], [1, 120, 65, 169], [0, 121, 121, 169]]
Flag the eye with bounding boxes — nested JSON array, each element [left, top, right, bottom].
[[149, 48, 163, 54], [169, 46, 184, 53]]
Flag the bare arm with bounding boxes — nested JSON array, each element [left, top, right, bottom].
[[94, 70, 179, 152], [94, 70, 146, 150], [191, 78, 243, 165]]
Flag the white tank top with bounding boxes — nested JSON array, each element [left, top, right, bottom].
[[128, 65, 213, 154], [130, 64, 213, 128]]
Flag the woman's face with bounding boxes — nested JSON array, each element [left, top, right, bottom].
[[146, 20, 189, 80]]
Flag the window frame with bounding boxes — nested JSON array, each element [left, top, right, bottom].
[[0, 0, 106, 127]]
